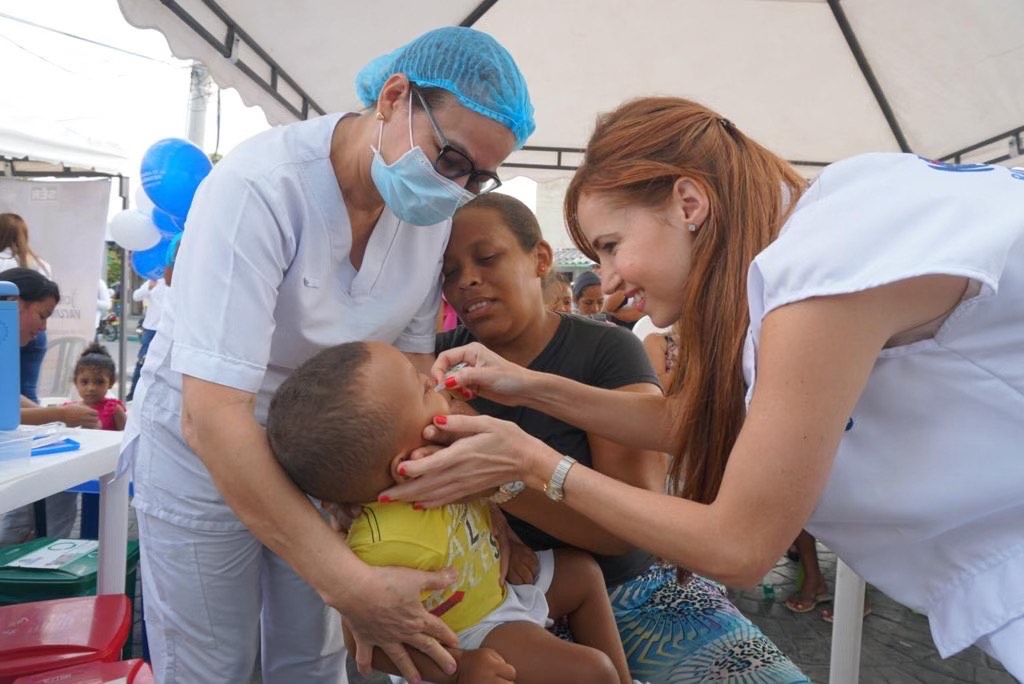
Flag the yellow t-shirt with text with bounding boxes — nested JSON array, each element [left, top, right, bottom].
[[348, 500, 505, 633]]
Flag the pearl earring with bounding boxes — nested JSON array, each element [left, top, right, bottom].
[[687, 223, 698, 232]]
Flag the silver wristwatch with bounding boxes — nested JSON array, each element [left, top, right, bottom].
[[489, 480, 526, 504], [544, 455, 578, 502]]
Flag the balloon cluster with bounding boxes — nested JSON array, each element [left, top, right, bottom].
[[108, 139, 212, 280]]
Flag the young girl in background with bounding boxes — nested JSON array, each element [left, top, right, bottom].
[[67, 343, 126, 431]]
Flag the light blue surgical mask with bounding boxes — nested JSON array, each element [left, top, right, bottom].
[[370, 93, 474, 226]]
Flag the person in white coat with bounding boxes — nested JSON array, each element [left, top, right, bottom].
[[94, 278, 111, 332], [120, 27, 535, 684], [126, 278, 165, 400], [383, 97, 1024, 679]]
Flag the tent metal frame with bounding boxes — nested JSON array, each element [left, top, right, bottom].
[[158, 0, 325, 120], [147, 0, 1024, 173], [1, 155, 132, 400]]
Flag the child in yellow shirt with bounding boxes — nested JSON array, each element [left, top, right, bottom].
[[268, 341, 635, 684]]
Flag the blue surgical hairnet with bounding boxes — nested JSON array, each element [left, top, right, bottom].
[[356, 27, 535, 149]]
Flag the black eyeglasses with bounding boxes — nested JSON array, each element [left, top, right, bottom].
[[412, 87, 502, 195]]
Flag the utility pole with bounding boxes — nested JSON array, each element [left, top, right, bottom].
[[187, 61, 212, 148]]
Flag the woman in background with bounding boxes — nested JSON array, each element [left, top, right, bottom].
[[390, 97, 1024, 676], [0, 213, 52, 403]]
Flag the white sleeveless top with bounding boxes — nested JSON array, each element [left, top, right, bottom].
[[743, 153, 1024, 657]]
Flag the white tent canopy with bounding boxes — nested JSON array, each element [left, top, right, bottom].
[[116, 0, 1024, 180], [0, 115, 130, 177]]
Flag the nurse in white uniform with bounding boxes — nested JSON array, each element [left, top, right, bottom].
[[120, 27, 534, 684], [385, 97, 1024, 679]]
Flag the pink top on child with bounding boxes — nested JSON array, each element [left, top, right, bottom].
[[63, 398, 125, 431]]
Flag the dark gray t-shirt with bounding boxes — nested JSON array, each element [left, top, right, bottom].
[[436, 313, 661, 588]]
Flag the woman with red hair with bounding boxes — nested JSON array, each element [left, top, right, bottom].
[[386, 97, 1024, 677]]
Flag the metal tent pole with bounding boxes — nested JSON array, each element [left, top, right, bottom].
[[117, 175, 129, 401]]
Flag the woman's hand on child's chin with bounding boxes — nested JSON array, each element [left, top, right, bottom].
[[410, 443, 445, 461], [384, 415, 539, 508], [420, 400, 477, 447]]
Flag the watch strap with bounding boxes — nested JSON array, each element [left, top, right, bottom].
[[544, 455, 578, 501]]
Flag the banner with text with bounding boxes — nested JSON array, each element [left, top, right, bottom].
[[0, 178, 111, 398]]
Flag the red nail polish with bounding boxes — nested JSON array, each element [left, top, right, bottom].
[[444, 376, 457, 388], [378, 495, 391, 503], [397, 465, 406, 476], [434, 415, 448, 426]]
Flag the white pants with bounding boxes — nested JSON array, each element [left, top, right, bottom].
[[976, 614, 1024, 682], [138, 511, 346, 684]]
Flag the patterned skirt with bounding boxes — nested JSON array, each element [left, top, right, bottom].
[[607, 565, 807, 683]]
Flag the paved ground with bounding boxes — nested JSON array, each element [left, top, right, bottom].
[[730, 543, 1013, 683]]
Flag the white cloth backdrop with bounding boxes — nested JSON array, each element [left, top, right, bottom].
[[0, 178, 111, 398]]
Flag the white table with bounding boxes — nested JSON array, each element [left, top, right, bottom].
[[0, 428, 128, 594]]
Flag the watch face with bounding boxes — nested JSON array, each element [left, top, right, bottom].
[[504, 481, 525, 496]]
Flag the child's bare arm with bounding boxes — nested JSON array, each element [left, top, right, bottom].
[[20, 402, 100, 429]]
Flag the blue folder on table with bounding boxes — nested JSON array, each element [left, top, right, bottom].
[[30, 438, 81, 456]]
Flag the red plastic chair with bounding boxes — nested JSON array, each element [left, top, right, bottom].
[[13, 659, 153, 684], [0, 595, 132, 684]]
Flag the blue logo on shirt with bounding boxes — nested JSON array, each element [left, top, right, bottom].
[[918, 157, 995, 173]]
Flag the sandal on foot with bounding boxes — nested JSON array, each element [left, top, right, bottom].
[[783, 591, 833, 614], [821, 604, 872, 623]]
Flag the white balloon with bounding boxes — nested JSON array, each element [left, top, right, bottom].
[[134, 186, 155, 214], [109, 209, 161, 251]]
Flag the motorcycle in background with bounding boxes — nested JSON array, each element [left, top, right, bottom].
[[97, 311, 119, 341]]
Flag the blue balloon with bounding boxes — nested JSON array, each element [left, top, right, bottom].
[[151, 207, 184, 235], [131, 235, 174, 280], [140, 138, 212, 218]]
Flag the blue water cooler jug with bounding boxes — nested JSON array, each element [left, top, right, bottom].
[[0, 281, 19, 430]]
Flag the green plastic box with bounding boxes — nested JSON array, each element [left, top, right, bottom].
[[0, 537, 141, 658]]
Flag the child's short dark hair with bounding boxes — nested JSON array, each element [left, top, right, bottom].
[[75, 342, 116, 384], [267, 342, 398, 504]]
